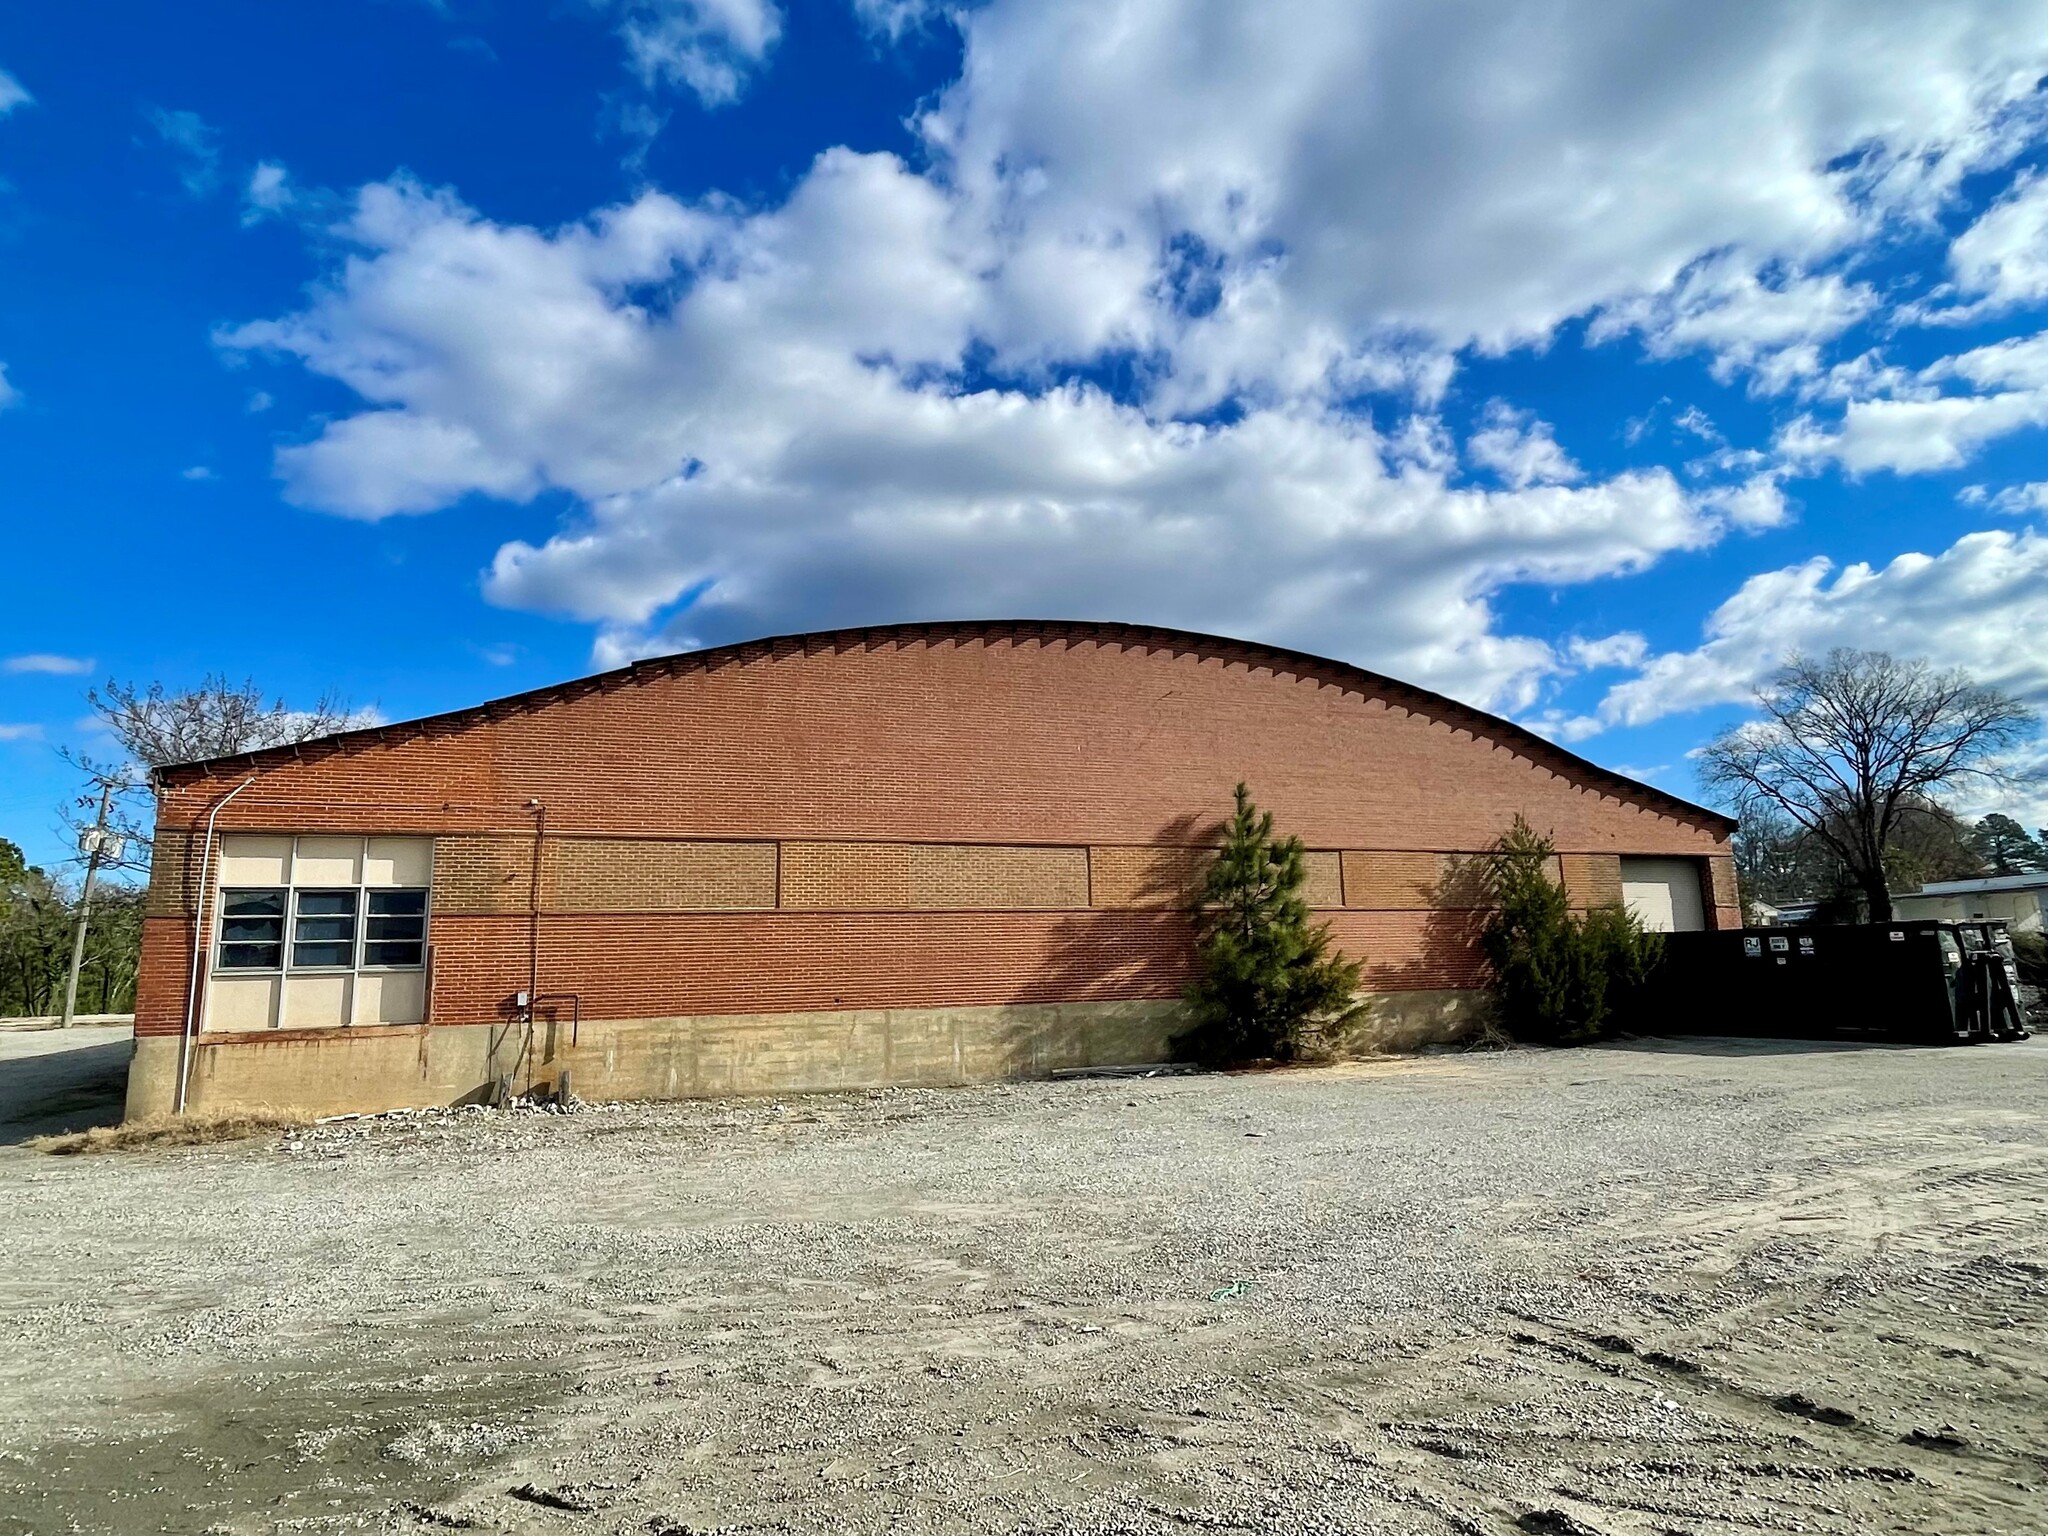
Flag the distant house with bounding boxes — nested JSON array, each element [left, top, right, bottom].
[[1894, 872, 2048, 935], [1759, 898, 1831, 926]]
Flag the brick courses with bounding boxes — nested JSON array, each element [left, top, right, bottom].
[[137, 621, 1735, 1040]]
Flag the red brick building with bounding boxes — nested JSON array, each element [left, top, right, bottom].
[[126, 621, 1737, 1118]]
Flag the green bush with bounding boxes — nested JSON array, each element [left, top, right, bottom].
[[1176, 782, 1362, 1064], [1481, 816, 1663, 1045], [2012, 930, 2048, 989]]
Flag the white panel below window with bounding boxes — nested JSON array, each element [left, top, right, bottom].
[[280, 972, 352, 1029], [353, 970, 426, 1026], [206, 974, 279, 1032]]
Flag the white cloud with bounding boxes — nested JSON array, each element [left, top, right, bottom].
[[242, 161, 293, 224], [608, 0, 782, 107], [0, 724, 44, 742], [224, 2, 2048, 711], [1780, 328, 2048, 474], [1566, 632, 1650, 671], [224, 169, 1751, 710], [1592, 528, 2048, 732], [851, 0, 945, 39], [1961, 481, 2048, 515], [1592, 255, 1878, 393], [275, 411, 540, 518], [148, 107, 222, 196], [1674, 406, 1722, 444], [1466, 403, 1581, 489], [181, 465, 216, 481], [1785, 387, 2048, 475], [0, 68, 31, 116], [921, 0, 2048, 368], [1937, 330, 2048, 391], [1699, 472, 1792, 529], [5, 654, 94, 676], [246, 390, 273, 413], [1923, 169, 2048, 321], [0, 362, 18, 411]]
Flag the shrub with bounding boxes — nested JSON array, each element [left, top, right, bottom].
[[1177, 782, 1362, 1064], [2012, 930, 2048, 990], [1481, 816, 1662, 1045]]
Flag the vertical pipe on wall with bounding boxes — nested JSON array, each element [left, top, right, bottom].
[[526, 799, 545, 1007], [520, 799, 545, 1091], [175, 776, 258, 1115]]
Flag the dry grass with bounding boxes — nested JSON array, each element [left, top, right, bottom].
[[29, 1108, 310, 1156]]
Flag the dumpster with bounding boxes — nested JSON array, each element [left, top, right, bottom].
[[1954, 921, 2029, 1041], [1646, 920, 2028, 1044]]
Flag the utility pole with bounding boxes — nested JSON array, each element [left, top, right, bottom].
[[59, 780, 117, 1029]]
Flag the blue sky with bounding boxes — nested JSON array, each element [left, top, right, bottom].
[[6, 1, 2048, 876]]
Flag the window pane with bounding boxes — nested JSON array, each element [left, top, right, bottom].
[[292, 888, 358, 969], [219, 941, 282, 970], [363, 940, 425, 968], [222, 916, 284, 943], [368, 889, 427, 916], [223, 888, 285, 918], [366, 914, 425, 942]]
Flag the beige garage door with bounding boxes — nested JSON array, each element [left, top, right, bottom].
[[1619, 857, 1706, 932]]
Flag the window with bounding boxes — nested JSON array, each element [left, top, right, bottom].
[[212, 837, 431, 975], [292, 889, 360, 969], [364, 889, 427, 968], [218, 889, 286, 969], [208, 836, 434, 1031]]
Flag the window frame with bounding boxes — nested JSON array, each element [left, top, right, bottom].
[[288, 886, 363, 972], [210, 837, 432, 978], [216, 886, 289, 972]]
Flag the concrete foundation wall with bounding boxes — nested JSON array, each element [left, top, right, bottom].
[[124, 989, 1482, 1119]]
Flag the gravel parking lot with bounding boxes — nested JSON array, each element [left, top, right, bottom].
[[3, 1032, 2046, 1536]]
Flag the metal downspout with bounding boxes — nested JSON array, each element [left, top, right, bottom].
[[174, 776, 258, 1114]]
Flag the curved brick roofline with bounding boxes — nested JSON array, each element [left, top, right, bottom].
[[154, 618, 1735, 834]]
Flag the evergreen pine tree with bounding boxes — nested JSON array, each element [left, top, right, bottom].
[[1968, 813, 2047, 875], [1480, 815, 1661, 1044], [1178, 783, 1361, 1063], [1480, 817, 1581, 1041]]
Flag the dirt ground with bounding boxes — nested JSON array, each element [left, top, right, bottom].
[[2, 1029, 2046, 1536]]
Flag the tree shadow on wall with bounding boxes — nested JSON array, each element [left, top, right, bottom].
[[1322, 855, 1493, 1053], [1021, 812, 1216, 1009]]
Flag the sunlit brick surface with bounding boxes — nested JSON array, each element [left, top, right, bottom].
[[138, 624, 1732, 1036]]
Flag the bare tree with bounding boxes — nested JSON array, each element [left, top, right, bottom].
[[1731, 803, 1810, 917], [1699, 650, 2037, 921], [64, 676, 365, 876]]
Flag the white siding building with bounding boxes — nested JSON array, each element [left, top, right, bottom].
[[1894, 873, 2048, 934]]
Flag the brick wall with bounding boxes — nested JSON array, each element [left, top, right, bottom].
[[1088, 846, 1212, 908], [547, 837, 775, 912], [1560, 853, 1624, 909], [138, 623, 1734, 1037]]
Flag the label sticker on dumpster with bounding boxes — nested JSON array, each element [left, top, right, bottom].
[[1889, 930, 1905, 940], [1798, 936, 1815, 952], [1744, 936, 1762, 956], [1769, 936, 1790, 951]]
